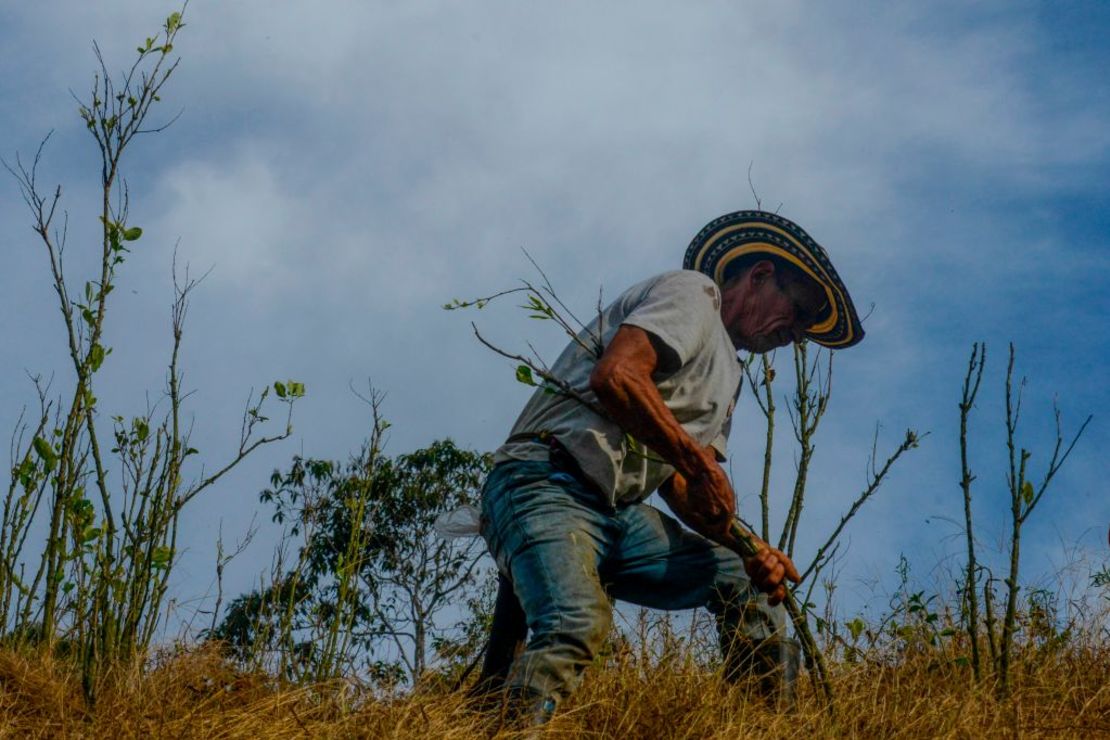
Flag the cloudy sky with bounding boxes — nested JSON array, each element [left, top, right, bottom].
[[1, 1, 1107, 632]]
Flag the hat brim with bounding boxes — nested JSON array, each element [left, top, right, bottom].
[[683, 210, 864, 348]]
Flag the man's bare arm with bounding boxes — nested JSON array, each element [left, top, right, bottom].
[[588, 325, 735, 530], [588, 324, 799, 605]]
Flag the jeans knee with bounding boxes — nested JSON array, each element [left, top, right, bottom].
[[531, 599, 613, 659], [510, 600, 613, 701]]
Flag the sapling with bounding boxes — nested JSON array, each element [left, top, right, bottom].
[[2, 7, 301, 698], [957, 342, 1090, 696]]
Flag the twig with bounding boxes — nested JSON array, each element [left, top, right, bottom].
[[958, 342, 986, 679], [798, 429, 922, 586]]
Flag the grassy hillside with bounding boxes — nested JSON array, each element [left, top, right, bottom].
[[1, 626, 1105, 739]]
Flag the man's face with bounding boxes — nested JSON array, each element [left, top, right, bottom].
[[720, 262, 828, 353]]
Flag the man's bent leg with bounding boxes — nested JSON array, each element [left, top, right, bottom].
[[603, 502, 798, 702], [715, 595, 800, 707], [480, 461, 619, 719]]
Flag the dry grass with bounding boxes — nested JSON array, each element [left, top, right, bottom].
[[0, 636, 1106, 739]]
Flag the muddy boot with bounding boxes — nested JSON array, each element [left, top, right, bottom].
[[721, 635, 801, 710], [503, 686, 558, 730]]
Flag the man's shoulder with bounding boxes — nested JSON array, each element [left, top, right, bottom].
[[624, 269, 720, 310], [622, 269, 717, 299], [640, 268, 715, 288]]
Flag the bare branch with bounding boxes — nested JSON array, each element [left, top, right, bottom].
[[798, 429, 923, 586]]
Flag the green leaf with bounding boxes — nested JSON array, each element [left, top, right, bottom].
[[274, 381, 287, 398], [515, 365, 536, 386], [16, 457, 36, 490], [846, 617, 865, 642], [67, 496, 93, 525], [133, 418, 149, 442], [122, 226, 142, 241], [289, 381, 306, 398], [1021, 480, 1035, 505], [151, 545, 173, 570], [166, 12, 182, 32], [89, 343, 105, 372], [32, 437, 57, 472]]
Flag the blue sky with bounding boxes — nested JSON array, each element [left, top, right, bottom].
[[1, 1, 1107, 633]]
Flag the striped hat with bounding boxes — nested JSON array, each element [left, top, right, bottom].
[[683, 210, 865, 349]]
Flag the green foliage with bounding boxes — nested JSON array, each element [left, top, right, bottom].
[[213, 430, 493, 686], [273, 380, 306, 399], [522, 293, 555, 320], [1, 7, 297, 702], [88, 343, 107, 372], [515, 364, 536, 386], [31, 437, 57, 473]]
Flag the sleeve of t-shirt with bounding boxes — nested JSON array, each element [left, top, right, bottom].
[[709, 412, 734, 461], [620, 271, 722, 373]]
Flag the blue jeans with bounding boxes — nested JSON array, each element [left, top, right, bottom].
[[480, 458, 790, 706]]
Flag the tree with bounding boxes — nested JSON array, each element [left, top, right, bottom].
[[212, 395, 493, 686]]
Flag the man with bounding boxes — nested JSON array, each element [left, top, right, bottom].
[[478, 210, 864, 722]]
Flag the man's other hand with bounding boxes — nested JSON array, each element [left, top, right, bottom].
[[743, 545, 800, 607]]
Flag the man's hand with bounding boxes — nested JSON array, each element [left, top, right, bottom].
[[661, 474, 801, 606], [659, 464, 736, 541], [742, 544, 800, 607]]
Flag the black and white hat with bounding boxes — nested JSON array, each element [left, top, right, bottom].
[[683, 210, 864, 348]]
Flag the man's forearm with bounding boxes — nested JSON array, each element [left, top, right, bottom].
[[659, 472, 757, 553], [588, 328, 717, 481]]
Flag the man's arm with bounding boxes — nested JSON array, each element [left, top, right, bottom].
[[589, 326, 733, 528], [589, 325, 799, 605]]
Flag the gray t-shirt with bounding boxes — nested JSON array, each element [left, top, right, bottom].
[[494, 270, 743, 506]]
